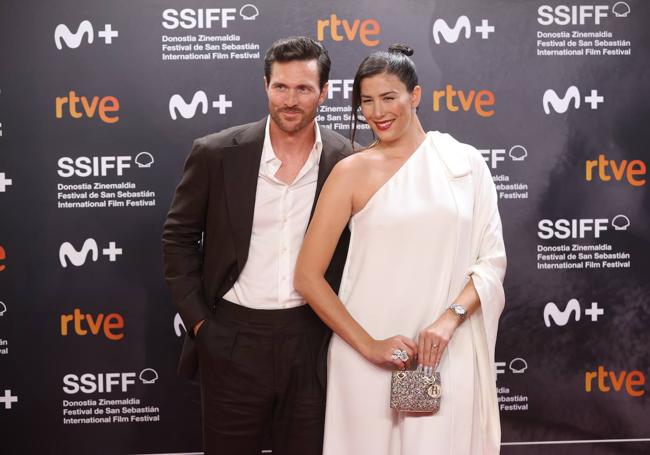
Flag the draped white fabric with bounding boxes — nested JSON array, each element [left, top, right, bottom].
[[323, 132, 506, 455]]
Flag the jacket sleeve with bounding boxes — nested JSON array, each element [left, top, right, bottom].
[[162, 139, 211, 334]]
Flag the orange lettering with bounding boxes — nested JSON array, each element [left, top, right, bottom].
[[627, 160, 646, 186], [316, 18, 329, 41], [55, 96, 68, 118], [85, 313, 104, 335], [626, 371, 646, 397], [585, 370, 597, 392], [585, 159, 597, 181], [609, 159, 627, 181], [608, 370, 626, 391], [475, 90, 495, 117], [341, 19, 360, 41], [80, 96, 99, 117], [457, 89, 475, 112], [359, 19, 380, 47], [103, 314, 125, 341], [60, 314, 73, 336], [98, 96, 120, 124]]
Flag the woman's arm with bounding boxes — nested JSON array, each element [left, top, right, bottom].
[[295, 159, 417, 369]]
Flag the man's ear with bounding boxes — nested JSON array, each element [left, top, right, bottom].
[[319, 82, 329, 105]]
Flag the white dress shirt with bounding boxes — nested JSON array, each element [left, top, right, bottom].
[[223, 117, 323, 309]]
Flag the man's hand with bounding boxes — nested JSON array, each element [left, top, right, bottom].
[[193, 319, 205, 337]]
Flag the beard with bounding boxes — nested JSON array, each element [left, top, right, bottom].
[[269, 105, 318, 134]]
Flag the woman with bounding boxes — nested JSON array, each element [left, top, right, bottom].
[[294, 44, 506, 454]]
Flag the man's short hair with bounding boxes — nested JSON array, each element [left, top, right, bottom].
[[264, 37, 331, 90]]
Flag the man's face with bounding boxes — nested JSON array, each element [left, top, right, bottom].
[[265, 59, 328, 134]]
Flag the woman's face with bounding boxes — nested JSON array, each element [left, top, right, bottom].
[[359, 72, 421, 144]]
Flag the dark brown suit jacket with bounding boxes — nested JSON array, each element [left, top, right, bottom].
[[162, 118, 353, 379]]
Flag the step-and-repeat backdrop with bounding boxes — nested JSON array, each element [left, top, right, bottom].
[[1, 0, 648, 453]]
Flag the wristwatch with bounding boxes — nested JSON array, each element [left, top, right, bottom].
[[448, 304, 467, 321]]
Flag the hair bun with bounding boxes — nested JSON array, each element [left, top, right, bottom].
[[387, 43, 414, 57]]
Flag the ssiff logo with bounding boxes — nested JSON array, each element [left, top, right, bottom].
[[62, 368, 158, 394], [543, 298, 604, 327], [57, 153, 154, 178], [317, 14, 380, 47], [59, 238, 123, 267], [537, 3, 630, 26], [55, 91, 120, 124], [542, 86, 604, 114], [585, 154, 646, 187], [480, 145, 528, 169], [433, 84, 495, 118], [169, 91, 232, 120], [537, 215, 630, 239], [54, 20, 119, 50], [432, 16, 494, 44]]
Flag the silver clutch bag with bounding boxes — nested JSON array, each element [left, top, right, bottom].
[[390, 368, 441, 413]]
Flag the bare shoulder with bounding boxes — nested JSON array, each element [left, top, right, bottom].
[[330, 147, 380, 180]]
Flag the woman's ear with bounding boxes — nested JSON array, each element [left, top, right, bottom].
[[411, 85, 422, 109]]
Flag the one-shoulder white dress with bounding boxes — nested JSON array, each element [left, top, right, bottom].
[[323, 132, 506, 455]]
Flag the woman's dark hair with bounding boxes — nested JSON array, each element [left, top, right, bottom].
[[350, 44, 418, 146], [264, 36, 331, 90]]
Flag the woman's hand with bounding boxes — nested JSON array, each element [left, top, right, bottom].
[[417, 311, 461, 370], [363, 336, 418, 370]]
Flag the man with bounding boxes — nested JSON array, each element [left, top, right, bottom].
[[162, 37, 353, 455]]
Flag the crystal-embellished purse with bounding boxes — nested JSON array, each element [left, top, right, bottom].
[[390, 367, 441, 413]]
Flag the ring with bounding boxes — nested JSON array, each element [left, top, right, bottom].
[[432, 343, 438, 348], [391, 349, 409, 362]]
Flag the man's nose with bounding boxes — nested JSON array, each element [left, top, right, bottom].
[[285, 89, 298, 106]]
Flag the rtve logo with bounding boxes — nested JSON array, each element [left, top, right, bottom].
[[162, 6, 261, 29], [169, 91, 233, 120], [585, 366, 645, 397], [480, 145, 528, 169], [0, 244, 6, 272], [585, 154, 646, 187], [63, 368, 158, 394], [538, 3, 631, 26], [543, 298, 604, 327], [59, 238, 123, 267], [54, 20, 119, 50], [432, 16, 494, 44], [433, 85, 495, 118], [316, 15, 381, 47], [60, 308, 125, 341], [537, 215, 630, 239], [55, 91, 120, 124], [57, 153, 154, 178], [542, 86, 604, 115]]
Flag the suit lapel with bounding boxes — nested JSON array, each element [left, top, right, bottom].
[[310, 127, 341, 221], [222, 119, 265, 271]]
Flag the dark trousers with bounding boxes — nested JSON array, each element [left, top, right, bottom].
[[196, 299, 328, 455]]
